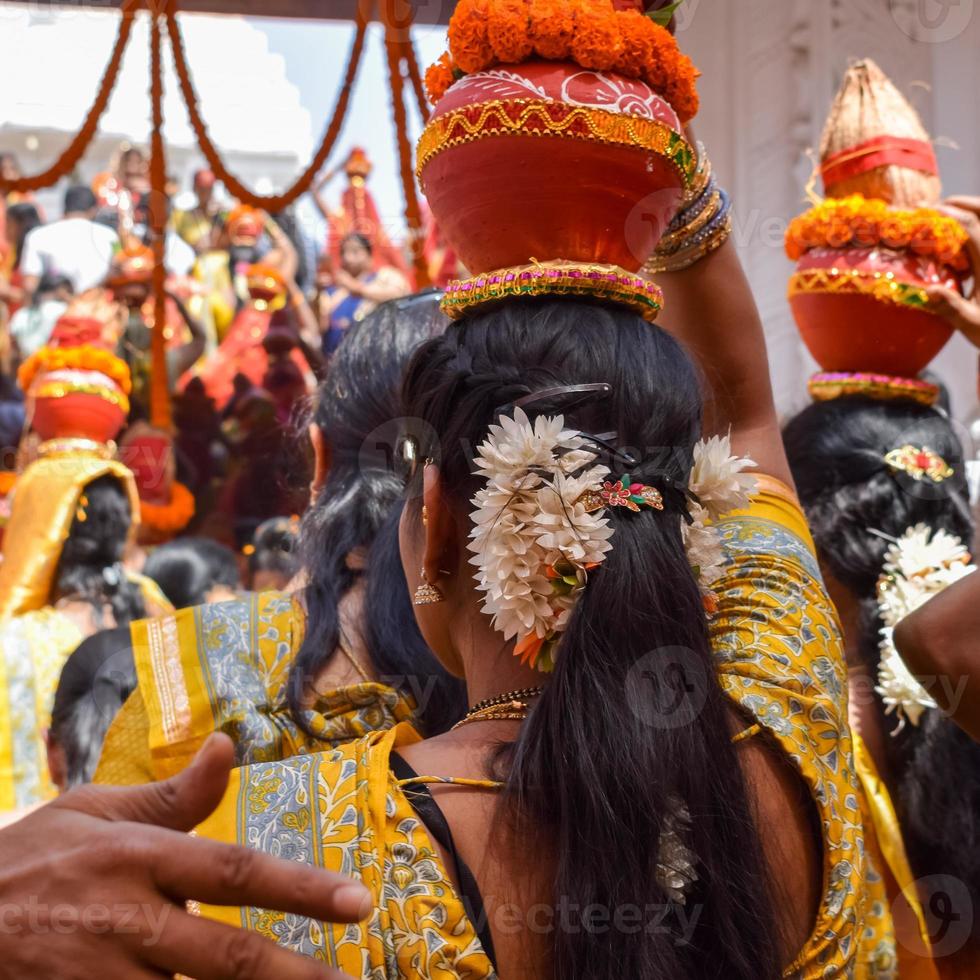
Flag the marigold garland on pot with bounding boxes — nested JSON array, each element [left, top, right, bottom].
[[428, 0, 700, 123], [18, 346, 132, 397], [785, 194, 970, 271], [138, 480, 196, 537]]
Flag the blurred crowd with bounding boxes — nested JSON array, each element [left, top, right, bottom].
[[0, 143, 443, 549]]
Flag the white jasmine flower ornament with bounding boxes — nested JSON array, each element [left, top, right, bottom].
[[875, 524, 975, 730], [468, 410, 756, 671]]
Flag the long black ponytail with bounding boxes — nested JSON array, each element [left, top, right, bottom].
[[402, 299, 781, 979], [784, 395, 980, 948], [287, 292, 467, 737]]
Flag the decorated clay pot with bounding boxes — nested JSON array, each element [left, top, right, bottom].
[[789, 246, 958, 378], [419, 61, 695, 274], [32, 388, 126, 445]]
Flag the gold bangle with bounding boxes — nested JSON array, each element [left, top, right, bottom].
[[658, 190, 720, 253], [647, 215, 732, 274], [684, 154, 711, 204]]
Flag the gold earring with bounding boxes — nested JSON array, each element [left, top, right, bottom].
[[422, 505, 429, 526], [413, 567, 444, 606]]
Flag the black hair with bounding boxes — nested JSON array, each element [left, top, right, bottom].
[[33, 271, 74, 308], [288, 291, 467, 738], [53, 475, 146, 629], [143, 537, 240, 610], [340, 231, 373, 256], [401, 299, 781, 979], [784, 395, 980, 945], [249, 517, 301, 582], [63, 185, 97, 216], [6, 202, 42, 268], [49, 627, 135, 787]]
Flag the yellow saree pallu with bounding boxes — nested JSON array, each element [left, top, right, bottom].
[[197, 722, 497, 978], [95, 591, 416, 786], [193, 485, 904, 979], [0, 450, 154, 811]]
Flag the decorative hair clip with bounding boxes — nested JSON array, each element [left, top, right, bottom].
[[579, 478, 664, 514], [76, 494, 89, 523], [883, 445, 953, 483]]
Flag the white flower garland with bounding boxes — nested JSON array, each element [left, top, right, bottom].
[[468, 409, 757, 672], [876, 523, 975, 731]]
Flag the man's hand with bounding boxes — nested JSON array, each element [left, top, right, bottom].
[[0, 734, 368, 979], [926, 196, 980, 345]]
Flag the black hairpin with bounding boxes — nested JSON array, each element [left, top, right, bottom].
[[499, 383, 613, 419]]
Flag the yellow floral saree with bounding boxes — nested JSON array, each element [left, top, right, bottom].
[[96, 591, 416, 786], [192, 485, 913, 979]]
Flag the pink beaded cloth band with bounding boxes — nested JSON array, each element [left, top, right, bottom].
[[808, 371, 939, 407], [441, 262, 665, 323]]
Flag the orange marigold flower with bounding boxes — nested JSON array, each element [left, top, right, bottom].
[[439, 0, 700, 122], [18, 345, 132, 396], [826, 220, 854, 248], [850, 215, 879, 248], [661, 52, 700, 123], [448, 0, 495, 74], [616, 10, 654, 79], [879, 217, 911, 249], [642, 27, 674, 97], [570, 1, 624, 71], [425, 52, 457, 104], [529, 0, 574, 61], [139, 480, 196, 536], [487, 0, 533, 64]]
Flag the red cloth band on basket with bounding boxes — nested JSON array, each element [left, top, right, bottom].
[[821, 136, 938, 187]]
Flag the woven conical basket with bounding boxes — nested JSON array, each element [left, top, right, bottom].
[[819, 59, 940, 206]]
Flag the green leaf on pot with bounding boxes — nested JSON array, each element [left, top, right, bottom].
[[646, 1, 685, 27]]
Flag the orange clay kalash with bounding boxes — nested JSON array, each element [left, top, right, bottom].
[[785, 59, 973, 397], [419, 0, 700, 305]]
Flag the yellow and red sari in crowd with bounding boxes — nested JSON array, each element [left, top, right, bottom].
[[0, 447, 169, 812], [189, 483, 922, 979]]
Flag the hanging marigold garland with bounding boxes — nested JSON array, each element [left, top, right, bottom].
[[0, 1, 138, 194], [149, 7, 171, 431], [165, 1, 370, 211], [404, 34, 431, 124], [384, 27, 431, 289]]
